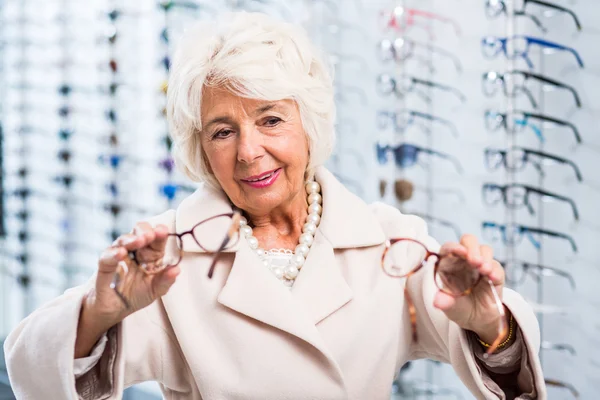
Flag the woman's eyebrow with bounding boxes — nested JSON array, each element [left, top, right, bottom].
[[204, 116, 235, 130], [254, 102, 285, 115]]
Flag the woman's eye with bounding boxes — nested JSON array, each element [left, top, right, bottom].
[[213, 129, 233, 139], [264, 117, 282, 126]]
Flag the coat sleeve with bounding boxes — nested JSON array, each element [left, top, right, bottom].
[[370, 202, 547, 400], [3, 210, 191, 399]]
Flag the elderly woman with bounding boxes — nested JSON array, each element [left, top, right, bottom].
[[4, 12, 545, 400]]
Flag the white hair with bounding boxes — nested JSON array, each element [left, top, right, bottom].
[[166, 11, 336, 190]]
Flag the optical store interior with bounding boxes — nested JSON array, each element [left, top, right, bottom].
[[0, 0, 598, 399]]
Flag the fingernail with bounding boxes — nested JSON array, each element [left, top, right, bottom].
[[123, 236, 138, 245], [109, 248, 122, 259]]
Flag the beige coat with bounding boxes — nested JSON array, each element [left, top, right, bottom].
[[4, 167, 546, 399]]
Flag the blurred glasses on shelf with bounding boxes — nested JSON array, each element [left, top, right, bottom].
[[376, 143, 463, 174], [379, 178, 465, 205], [112, 212, 241, 309], [541, 341, 577, 356], [482, 182, 579, 221], [379, 37, 463, 74], [482, 221, 578, 253], [381, 237, 507, 355], [407, 211, 462, 240], [159, 183, 196, 201], [377, 110, 459, 137], [484, 146, 582, 182], [482, 70, 581, 109], [499, 259, 576, 290], [481, 35, 584, 69], [545, 378, 579, 399], [377, 74, 466, 103], [484, 110, 581, 144], [380, 6, 461, 38], [484, 0, 581, 33]]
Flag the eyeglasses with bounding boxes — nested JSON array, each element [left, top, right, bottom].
[[381, 6, 461, 38], [376, 143, 463, 174], [381, 237, 507, 356], [377, 74, 466, 103], [541, 340, 577, 356], [484, 110, 582, 144], [545, 378, 579, 399], [499, 259, 576, 290], [482, 70, 581, 109], [485, 0, 581, 33], [159, 183, 196, 201], [482, 221, 578, 253], [481, 35, 584, 69], [377, 110, 459, 138], [379, 38, 462, 74], [484, 146, 582, 182], [379, 179, 465, 205], [482, 183, 579, 221], [111, 212, 241, 309]]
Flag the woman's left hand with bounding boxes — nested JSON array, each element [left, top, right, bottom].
[[433, 234, 508, 344]]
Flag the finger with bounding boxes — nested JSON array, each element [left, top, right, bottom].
[[479, 245, 495, 275], [460, 234, 483, 266], [488, 260, 505, 285], [153, 265, 181, 297], [113, 234, 145, 251], [438, 242, 468, 259], [98, 246, 128, 273], [147, 224, 169, 251], [133, 222, 156, 247], [433, 290, 456, 311]]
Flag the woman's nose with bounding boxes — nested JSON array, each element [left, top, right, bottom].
[[236, 128, 265, 164]]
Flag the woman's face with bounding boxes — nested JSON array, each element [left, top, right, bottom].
[[200, 86, 309, 216]]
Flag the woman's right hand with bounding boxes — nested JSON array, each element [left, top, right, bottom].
[[84, 222, 181, 331]]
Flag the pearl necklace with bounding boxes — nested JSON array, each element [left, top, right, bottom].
[[238, 180, 323, 287]]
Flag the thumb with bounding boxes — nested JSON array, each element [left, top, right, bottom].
[[433, 290, 456, 311], [152, 266, 181, 297]]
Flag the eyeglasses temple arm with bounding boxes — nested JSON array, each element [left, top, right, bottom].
[[525, 71, 582, 108], [426, 43, 463, 73], [529, 262, 576, 290], [527, 0, 582, 30], [526, 37, 584, 68], [526, 186, 579, 220], [526, 113, 582, 143], [531, 228, 578, 252], [422, 148, 464, 174], [522, 148, 582, 181]]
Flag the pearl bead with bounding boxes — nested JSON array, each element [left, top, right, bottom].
[[246, 236, 259, 249], [263, 259, 270, 267], [272, 267, 284, 279], [239, 216, 247, 226], [306, 213, 321, 225], [308, 193, 322, 205], [291, 254, 305, 268], [283, 279, 294, 287], [295, 243, 309, 257], [305, 181, 320, 194], [308, 203, 322, 215], [256, 248, 266, 257], [302, 222, 317, 235], [299, 233, 314, 246], [284, 265, 299, 279], [240, 225, 253, 238]]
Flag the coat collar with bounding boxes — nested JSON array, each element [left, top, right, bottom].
[[174, 166, 386, 252]]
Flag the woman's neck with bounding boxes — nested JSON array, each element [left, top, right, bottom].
[[245, 192, 308, 250]]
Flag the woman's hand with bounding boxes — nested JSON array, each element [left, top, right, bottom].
[[433, 234, 508, 345], [91, 222, 181, 322]]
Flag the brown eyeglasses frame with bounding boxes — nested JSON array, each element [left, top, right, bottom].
[[381, 237, 507, 356]]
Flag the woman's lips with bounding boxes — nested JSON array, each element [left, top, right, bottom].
[[241, 168, 282, 188]]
